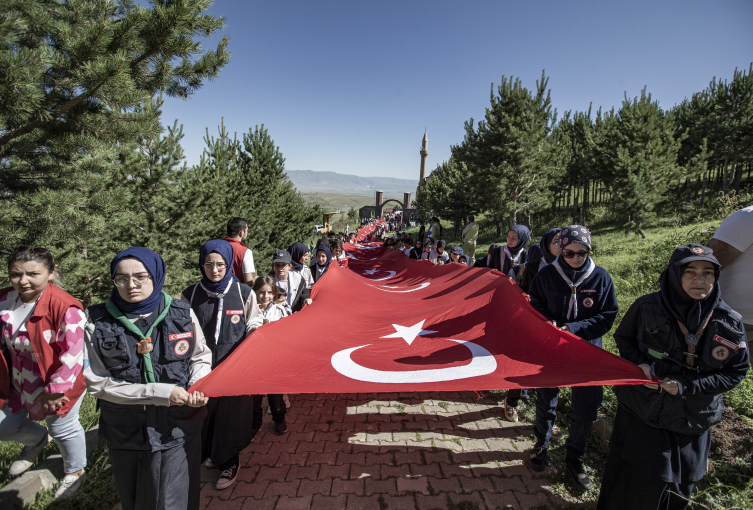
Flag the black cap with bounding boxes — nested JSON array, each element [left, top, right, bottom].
[[272, 250, 292, 264], [669, 243, 720, 269]]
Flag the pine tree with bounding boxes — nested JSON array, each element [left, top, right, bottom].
[[0, 0, 230, 299]]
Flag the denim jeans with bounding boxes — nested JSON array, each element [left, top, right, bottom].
[[534, 385, 603, 461], [0, 393, 87, 474]]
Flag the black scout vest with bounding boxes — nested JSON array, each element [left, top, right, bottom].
[[89, 297, 206, 451], [615, 293, 746, 435], [183, 281, 252, 368]]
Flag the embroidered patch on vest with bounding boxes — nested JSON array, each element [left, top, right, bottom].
[[713, 335, 739, 351], [169, 332, 193, 341], [230, 314, 241, 324], [225, 310, 244, 315], [580, 289, 597, 293], [174, 339, 190, 356], [712, 345, 729, 361], [583, 298, 594, 308]]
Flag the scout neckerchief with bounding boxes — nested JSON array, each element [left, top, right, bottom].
[[190, 280, 240, 346], [106, 291, 172, 383], [551, 257, 596, 320], [503, 246, 523, 279], [677, 314, 713, 367]]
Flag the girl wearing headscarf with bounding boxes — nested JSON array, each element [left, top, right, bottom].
[[429, 240, 450, 265], [518, 228, 562, 294], [289, 242, 314, 289], [597, 244, 749, 510], [490, 225, 531, 281], [182, 240, 263, 490], [526, 226, 619, 491], [0, 247, 88, 499], [503, 228, 563, 427], [311, 245, 332, 284], [409, 239, 423, 260], [84, 247, 211, 510]]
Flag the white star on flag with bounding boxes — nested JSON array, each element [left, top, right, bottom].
[[363, 268, 379, 275], [380, 320, 438, 346]]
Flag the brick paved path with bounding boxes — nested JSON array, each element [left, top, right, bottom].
[[199, 392, 576, 510]]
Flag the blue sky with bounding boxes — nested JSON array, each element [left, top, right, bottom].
[[160, 0, 753, 180]]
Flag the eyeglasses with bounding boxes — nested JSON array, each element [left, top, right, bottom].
[[113, 274, 152, 288], [203, 263, 227, 270], [562, 250, 590, 260]]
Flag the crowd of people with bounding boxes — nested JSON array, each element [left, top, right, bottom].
[[0, 206, 750, 510]]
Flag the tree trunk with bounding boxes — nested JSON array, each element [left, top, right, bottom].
[[700, 172, 707, 207], [734, 162, 742, 192], [722, 155, 730, 194], [566, 183, 572, 220], [495, 218, 502, 237], [693, 176, 700, 200], [574, 176, 581, 223]]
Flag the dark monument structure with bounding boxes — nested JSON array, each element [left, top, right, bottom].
[[358, 132, 425, 223]]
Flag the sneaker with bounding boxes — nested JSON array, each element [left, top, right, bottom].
[[550, 425, 564, 441], [216, 464, 239, 490], [9, 435, 49, 476], [275, 420, 288, 435], [502, 397, 518, 422], [54, 470, 85, 499], [566, 459, 593, 491], [530, 442, 548, 472]]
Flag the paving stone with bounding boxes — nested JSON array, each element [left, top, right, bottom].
[[257, 465, 291, 482], [264, 480, 300, 498], [513, 489, 553, 509], [296, 441, 326, 454], [424, 451, 451, 464], [415, 493, 449, 510], [363, 452, 393, 466], [379, 494, 417, 510], [314, 431, 341, 443], [396, 475, 429, 495], [207, 498, 244, 510], [268, 441, 300, 455], [379, 464, 410, 479], [298, 478, 332, 496], [286, 464, 319, 480], [306, 451, 338, 466], [346, 494, 383, 509], [230, 479, 269, 499], [426, 475, 461, 494], [439, 463, 474, 478], [241, 497, 277, 510], [490, 475, 526, 494], [448, 491, 486, 509], [337, 452, 366, 465], [409, 463, 441, 478], [350, 464, 381, 480], [364, 477, 397, 495], [249, 453, 281, 467], [482, 490, 519, 509], [331, 477, 365, 496], [394, 451, 423, 465], [275, 495, 313, 510], [311, 494, 348, 509], [319, 463, 351, 480], [459, 475, 495, 493], [276, 453, 309, 467]]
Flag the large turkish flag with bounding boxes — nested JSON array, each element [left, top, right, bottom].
[[191, 244, 648, 397]]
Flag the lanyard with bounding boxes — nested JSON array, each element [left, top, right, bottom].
[[551, 258, 595, 320], [676, 315, 712, 367], [106, 291, 172, 383]]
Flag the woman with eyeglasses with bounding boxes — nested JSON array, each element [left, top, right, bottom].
[[182, 240, 263, 491], [0, 247, 88, 499], [83, 247, 211, 510], [597, 245, 749, 510], [526, 225, 619, 491]]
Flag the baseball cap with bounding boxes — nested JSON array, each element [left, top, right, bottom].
[[272, 250, 292, 264]]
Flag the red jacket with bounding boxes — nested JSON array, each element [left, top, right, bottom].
[[0, 285, 86, 417], [224, 237, 249, 280]]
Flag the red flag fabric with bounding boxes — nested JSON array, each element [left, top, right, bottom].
[[191, 243, 648, 397]]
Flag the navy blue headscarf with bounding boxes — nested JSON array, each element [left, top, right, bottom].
[[507, 225, 531, 257], [539, 228, 563, 265], [199, 239, 239, 294], [311, 245, 332, 283], [110, 247, 166, 314], [289, 242, 310, 272]]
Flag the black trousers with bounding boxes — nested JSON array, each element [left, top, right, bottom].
[[109, 433, 201, 510], [252, 394, 287, 430]]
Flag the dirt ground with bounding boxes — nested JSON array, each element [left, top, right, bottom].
[[709, 407, 753, 464]]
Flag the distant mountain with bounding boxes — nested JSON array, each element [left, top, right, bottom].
[[285, 170, 417, 195]]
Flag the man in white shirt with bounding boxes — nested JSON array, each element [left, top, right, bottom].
[[709, 205, 753, 337]]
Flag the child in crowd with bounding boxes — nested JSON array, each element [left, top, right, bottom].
[[429, 240, 450, 265], [473, 243, 498, 268], [311, 245, 332, 283], [288, 242, 314, 289], [527, 225, 619, 490], [270, 250, 311, 312], [409, 239, 423, 259], [449, 246, 464, 263], [251, 276, 290, 435], [491, 225, 531, 282]]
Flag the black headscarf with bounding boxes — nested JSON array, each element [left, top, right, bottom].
[[506, 225, 531, 258], [289, 242, 310, 272], [539, 228, 563, 265], [659, 244, 721, 333]]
